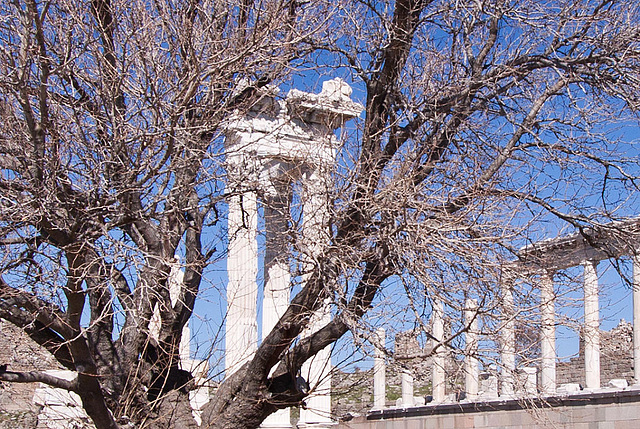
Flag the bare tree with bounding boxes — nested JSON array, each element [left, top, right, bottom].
[[2, 0, 640, 428]]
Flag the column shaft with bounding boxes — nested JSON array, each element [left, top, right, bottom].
[[500, 283, 515, 397], [298, 171, 333, 427], [583, 260, 600, 390], [540, 273, 556, 395], [262, 194, 292, 428], [464, 298, 479, 401], [401, 369, 414, 407], [432, 301, 446, 402], [633, 255, 640, 384], [373, 328, 386, 410], [226, 192, 259, 376], [299, 303, 332, 426]]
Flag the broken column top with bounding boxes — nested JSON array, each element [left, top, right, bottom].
[[224, 78, 363, 167]]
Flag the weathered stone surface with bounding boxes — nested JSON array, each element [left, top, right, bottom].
[[0, 319, 61, 428], [556, 320, 634, 387]]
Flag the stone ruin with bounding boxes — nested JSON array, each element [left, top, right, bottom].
[[556, 319, 635, 387], [332, 318, 636, 420]]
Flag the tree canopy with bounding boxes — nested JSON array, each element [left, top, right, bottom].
[[1, 0, 640, 428]]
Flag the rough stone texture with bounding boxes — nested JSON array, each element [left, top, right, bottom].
[[0, 319, 61, 429], [331, 331, 465, 421], [556, 320, 634, 387]]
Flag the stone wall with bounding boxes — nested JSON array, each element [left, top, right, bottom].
[[556, 320, 634, 387], [0, 319, 61, 429]]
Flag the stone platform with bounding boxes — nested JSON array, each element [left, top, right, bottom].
[[339, 389, 640, 429]]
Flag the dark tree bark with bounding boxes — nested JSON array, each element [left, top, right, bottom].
[[2, 0, 640, 428]]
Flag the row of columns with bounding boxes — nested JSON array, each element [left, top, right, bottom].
[[510, 257, 637, 395], [226, 170, 334, 428], [372, 256, 640, 408]]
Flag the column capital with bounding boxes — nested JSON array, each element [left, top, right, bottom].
[[224, 79, 362, 173]]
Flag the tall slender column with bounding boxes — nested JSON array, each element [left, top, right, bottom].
[[262, 191, 292, 428], [299, 170, 333, 428], [633, 255, 640, 385], [540, 272, 556, 395], [464, 298, 479, 401], [583, 260, 600, 390], [168, 261, 191, 362], [373, 328, 386, 410], [226, 192, 259, 376], [299, 302, 332, 427], [500, 282, 515, 397], [432, 301, 446, 403]]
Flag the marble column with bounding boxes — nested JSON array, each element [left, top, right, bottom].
[[540, 272, 556, 395], [432, 301, 446, 403], [226, 192, 259, 376], [168, 261, 191, 362], [633, 255, 640, 385], [500, 283, 515, 397], [583, 260, 600, 390], [262, 192, 292, 428], [298, 170, 333, 428], [401, 368, 414, 407], [464, 298, 479, 401], [373, 328, 386, 410], [299, 302, 333, 427]]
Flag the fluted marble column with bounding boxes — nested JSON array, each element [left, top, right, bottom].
[[464, 298, 479, 401], [226, 192, 259, 376], [373, 328, 386, 410], [432, 301, 446, 403], [500, 282, 515, 397], [634, 255, 640, 385], [540, 272, 556, 395], [299, 302, 333, 427], [583, 260, 600, 390], [262, 192, 292, 428], [298, 170, 333, 428]]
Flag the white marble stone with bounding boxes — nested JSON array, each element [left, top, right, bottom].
[[33, 371, 94, 429], [608, 378, 629, 389], [500, 283, 516, 397], [583, 260, 600, 389], [226, 192, 259, 376], [299, 301, 333, 427], [373, 328, 386, 410], [432, 300, 446, 403], [540, 272, 556, 395], [298, 170, 334, 427], [633, 255, 640, 385], [221, 80, 362, 428], [480, 366, 499, 399], [401, 368, 414, 407], [520, 367, 537, 395], [465, 298, 479, 401], [557, 383, 581, 394], [262, 192, 293, 428]]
